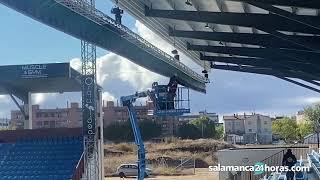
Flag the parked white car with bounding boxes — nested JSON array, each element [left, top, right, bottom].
[[116, 164, 152, 178]]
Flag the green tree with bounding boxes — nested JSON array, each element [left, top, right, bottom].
[[272, 117, 298, 142], [215, 124, 224, 139], [177, 123, 201, 139], [190, 116, 216, 138], [139, 120, 162, 140], [297, 122, 313, 140], [304, 104, 320, 130], [104, 120, 161, 141]]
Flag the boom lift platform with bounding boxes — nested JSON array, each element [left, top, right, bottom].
[[120, 77, 190, 180]]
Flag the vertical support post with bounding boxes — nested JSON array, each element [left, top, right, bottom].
[[98, 89, 105, 180], [79, 0, 99, 179], [317, 132, 319, 150], [193, 157, 195, 175], [24, 92, 32, 129], [28, 92, 32, 129]]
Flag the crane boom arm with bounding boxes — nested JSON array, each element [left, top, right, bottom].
[[120, 91, 148, 180]]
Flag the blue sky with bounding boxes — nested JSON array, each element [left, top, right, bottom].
[[0, 1, 319, 118]]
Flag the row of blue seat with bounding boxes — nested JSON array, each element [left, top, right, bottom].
[[0, 136, 83, 180], [0, 175, 72, 180], [17, 137, 82, 144]]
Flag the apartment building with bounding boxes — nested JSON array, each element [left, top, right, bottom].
[[296, 110, 307, 124], [223, 113, 272, 144], [0, 118, 10, 130], [179, 111, 219, 126], [11, 101, 179, 136], [11, 102, 82, 129], [102, 101, 154, 126]]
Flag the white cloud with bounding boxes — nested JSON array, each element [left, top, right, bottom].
[[102, 91, 116, 102], [134, 21, 202, 72], [32, 93, 58, 104], [0, 95, 10, 104], [70, 58, 81, 72], [289, 96, 320, 105], [70, 20, 203, 93]]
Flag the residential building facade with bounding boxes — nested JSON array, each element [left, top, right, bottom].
[[223, 113, 272, 144], [0, 118, 10, 130], [11, 101, 179, 136], [296, 110, 307, 124], [179, 111, 219, 126], [11, 103, 82, 129]]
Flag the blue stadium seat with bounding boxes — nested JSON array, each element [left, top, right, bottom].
[[0, 136, 83, 180]]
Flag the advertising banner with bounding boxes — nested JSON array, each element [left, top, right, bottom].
[[82, 74, 96, 139]]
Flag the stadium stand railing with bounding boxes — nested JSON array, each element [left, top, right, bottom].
[[72, 151, 85, 180], [229, 145, 316, 180], [308, 150, 320, 178]]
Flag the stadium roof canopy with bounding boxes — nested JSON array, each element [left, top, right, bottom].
[[0, 63, 81, 101], [115, 0, 320, 92]]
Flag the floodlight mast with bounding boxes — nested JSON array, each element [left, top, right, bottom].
[[79, 0, 100, 179]]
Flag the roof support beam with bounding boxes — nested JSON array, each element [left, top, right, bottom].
[[212, 64, 320, 81], [169, 29, 320, 50], [145, 7, 320, 35], [233, 0, 320, 33], [9, 94, 27, 119], [201, 55, 320, 75], [188, 43, 320, 64], [277, 77, 320, 93], [212, 65, 320, 92], [300, 79, 320, 87], [227, 0, 320, 10]]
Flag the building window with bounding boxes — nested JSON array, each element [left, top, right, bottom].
[[248, 121, 252, 125], [49, 121, 55, 128], [36, 121, 42, 127], [264, 121, 268, 125], [36, 113, 41, 118], [248, 129, 252, 132]]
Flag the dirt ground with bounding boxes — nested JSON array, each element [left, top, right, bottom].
[[105, 168, 218, 180]]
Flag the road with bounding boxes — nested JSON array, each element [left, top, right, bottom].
[[105, 169, 218, 180]]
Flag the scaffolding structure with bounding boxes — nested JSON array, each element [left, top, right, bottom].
[[79, 0, 100, 179]]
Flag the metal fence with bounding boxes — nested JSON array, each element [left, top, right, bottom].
[[229, 144, 318, 180], [174, 156, 196, 175]]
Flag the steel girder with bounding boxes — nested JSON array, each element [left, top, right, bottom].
[[168, 29, 320, 50], [200, 55, 320, 75], [227, 0, 320, 10], [145, 7, 320, 35], [211, 64, 320, 81], [187, 44, 320, 65]]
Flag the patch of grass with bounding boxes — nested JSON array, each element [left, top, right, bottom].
[[104, 139, 234, 176], [104, 154, 136, 175]]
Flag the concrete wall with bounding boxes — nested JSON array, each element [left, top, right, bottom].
[[218, 148, 284, 180], [244, 116, 258, 133]]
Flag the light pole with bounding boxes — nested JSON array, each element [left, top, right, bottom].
[[317, 119, 320, 150]]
